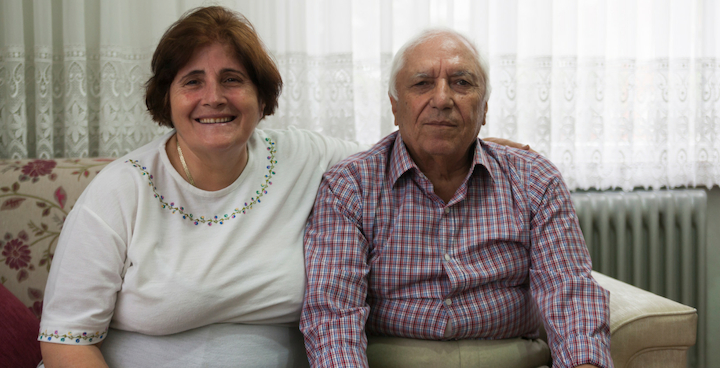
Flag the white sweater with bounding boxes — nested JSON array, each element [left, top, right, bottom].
[[39, 128, 362, 344]]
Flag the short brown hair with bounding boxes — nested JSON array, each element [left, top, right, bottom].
[[145, 6, 282, 127]]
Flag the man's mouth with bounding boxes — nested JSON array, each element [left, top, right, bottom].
[[196, 116, 235, 124], [426, 121, 455, 127]]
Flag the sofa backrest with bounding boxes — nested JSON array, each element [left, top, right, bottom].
[[0, 158, 113, 318]]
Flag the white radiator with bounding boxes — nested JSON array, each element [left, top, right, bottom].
[[571, 189, 707, 368]]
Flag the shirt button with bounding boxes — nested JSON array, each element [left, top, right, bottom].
[[444, 207, 450, 214], [445, 298, 452, 306], [444, 254, 451, 261]]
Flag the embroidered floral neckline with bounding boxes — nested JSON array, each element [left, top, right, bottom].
[[126, 137, 277, 226]]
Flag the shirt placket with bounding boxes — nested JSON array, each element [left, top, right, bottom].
[[440, 203, 456, 338]]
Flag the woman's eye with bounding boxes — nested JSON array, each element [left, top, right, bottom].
[[184, 80, 199, 86]]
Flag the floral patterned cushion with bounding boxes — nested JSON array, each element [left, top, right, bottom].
[[0, 158, 113, 319]]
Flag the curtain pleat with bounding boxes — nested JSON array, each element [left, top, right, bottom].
[[1, 0, 719, 190]]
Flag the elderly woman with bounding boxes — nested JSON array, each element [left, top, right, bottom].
[[38, 6, 359, 368], [38, 6, 528, 368]]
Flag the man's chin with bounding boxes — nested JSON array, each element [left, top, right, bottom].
[[416, 141, 470, 159]]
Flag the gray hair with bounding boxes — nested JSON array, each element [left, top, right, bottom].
[[388, 28, 491, 105]]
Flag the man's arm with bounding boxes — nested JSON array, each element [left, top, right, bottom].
[[526, 163, 613, 368], [300, 171, 371, 368]]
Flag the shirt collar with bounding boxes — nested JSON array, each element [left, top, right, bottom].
[[474, 139, 497, 182], [388, 132, 416, 186], [388, 132, 496, 186]]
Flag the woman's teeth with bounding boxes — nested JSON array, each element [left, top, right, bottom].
[[197, 117, 233, 124]]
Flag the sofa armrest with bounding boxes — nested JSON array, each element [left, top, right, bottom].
[[592, 271, 697, 368]]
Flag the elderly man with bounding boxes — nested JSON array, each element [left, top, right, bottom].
[[300, 29, 612, 368]]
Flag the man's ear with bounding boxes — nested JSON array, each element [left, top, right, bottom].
[[389, 93, 399, 126], [482, 101, 488, 126]]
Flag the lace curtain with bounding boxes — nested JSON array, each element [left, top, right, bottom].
[[1, 0, 719, 190]]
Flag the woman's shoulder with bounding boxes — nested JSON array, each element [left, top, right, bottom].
[[100, 131, 169, 170], [254, 126, 327, 146], [253, 127, 363, 168], [83, 133, 171, 201]]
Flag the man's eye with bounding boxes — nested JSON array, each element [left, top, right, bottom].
[[414, 81, 429, 86], [457, 80, 470, 86]]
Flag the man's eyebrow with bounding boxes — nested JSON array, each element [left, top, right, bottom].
[[451, 70, 476, 79], [411, 72, 432, 79], [409, 70, 477, 79]]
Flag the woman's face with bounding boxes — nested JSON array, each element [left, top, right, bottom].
[[169, 42, 264, 155]]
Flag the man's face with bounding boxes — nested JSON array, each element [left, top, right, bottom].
[[391, 34, 487, 163]]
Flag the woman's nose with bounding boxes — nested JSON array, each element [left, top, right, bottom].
[[202, 81, 226, 107]]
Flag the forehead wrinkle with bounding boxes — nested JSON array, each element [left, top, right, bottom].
[[410, 42, 478, 69]]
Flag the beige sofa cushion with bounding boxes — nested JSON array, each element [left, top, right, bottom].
[[367, 336, 550, 368]]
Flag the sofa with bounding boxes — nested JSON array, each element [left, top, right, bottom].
[[0, 158, 698, 367]]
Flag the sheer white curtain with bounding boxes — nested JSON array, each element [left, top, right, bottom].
[[2, 0, 719, 190]]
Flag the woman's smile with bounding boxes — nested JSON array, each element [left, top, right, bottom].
[[196, 116, 236, 124]]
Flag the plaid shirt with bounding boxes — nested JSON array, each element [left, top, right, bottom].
[[300, 132, 613, 368]]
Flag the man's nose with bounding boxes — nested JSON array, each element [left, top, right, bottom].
[[202, 80, 226, 107], [430, 80, 453, 109]]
